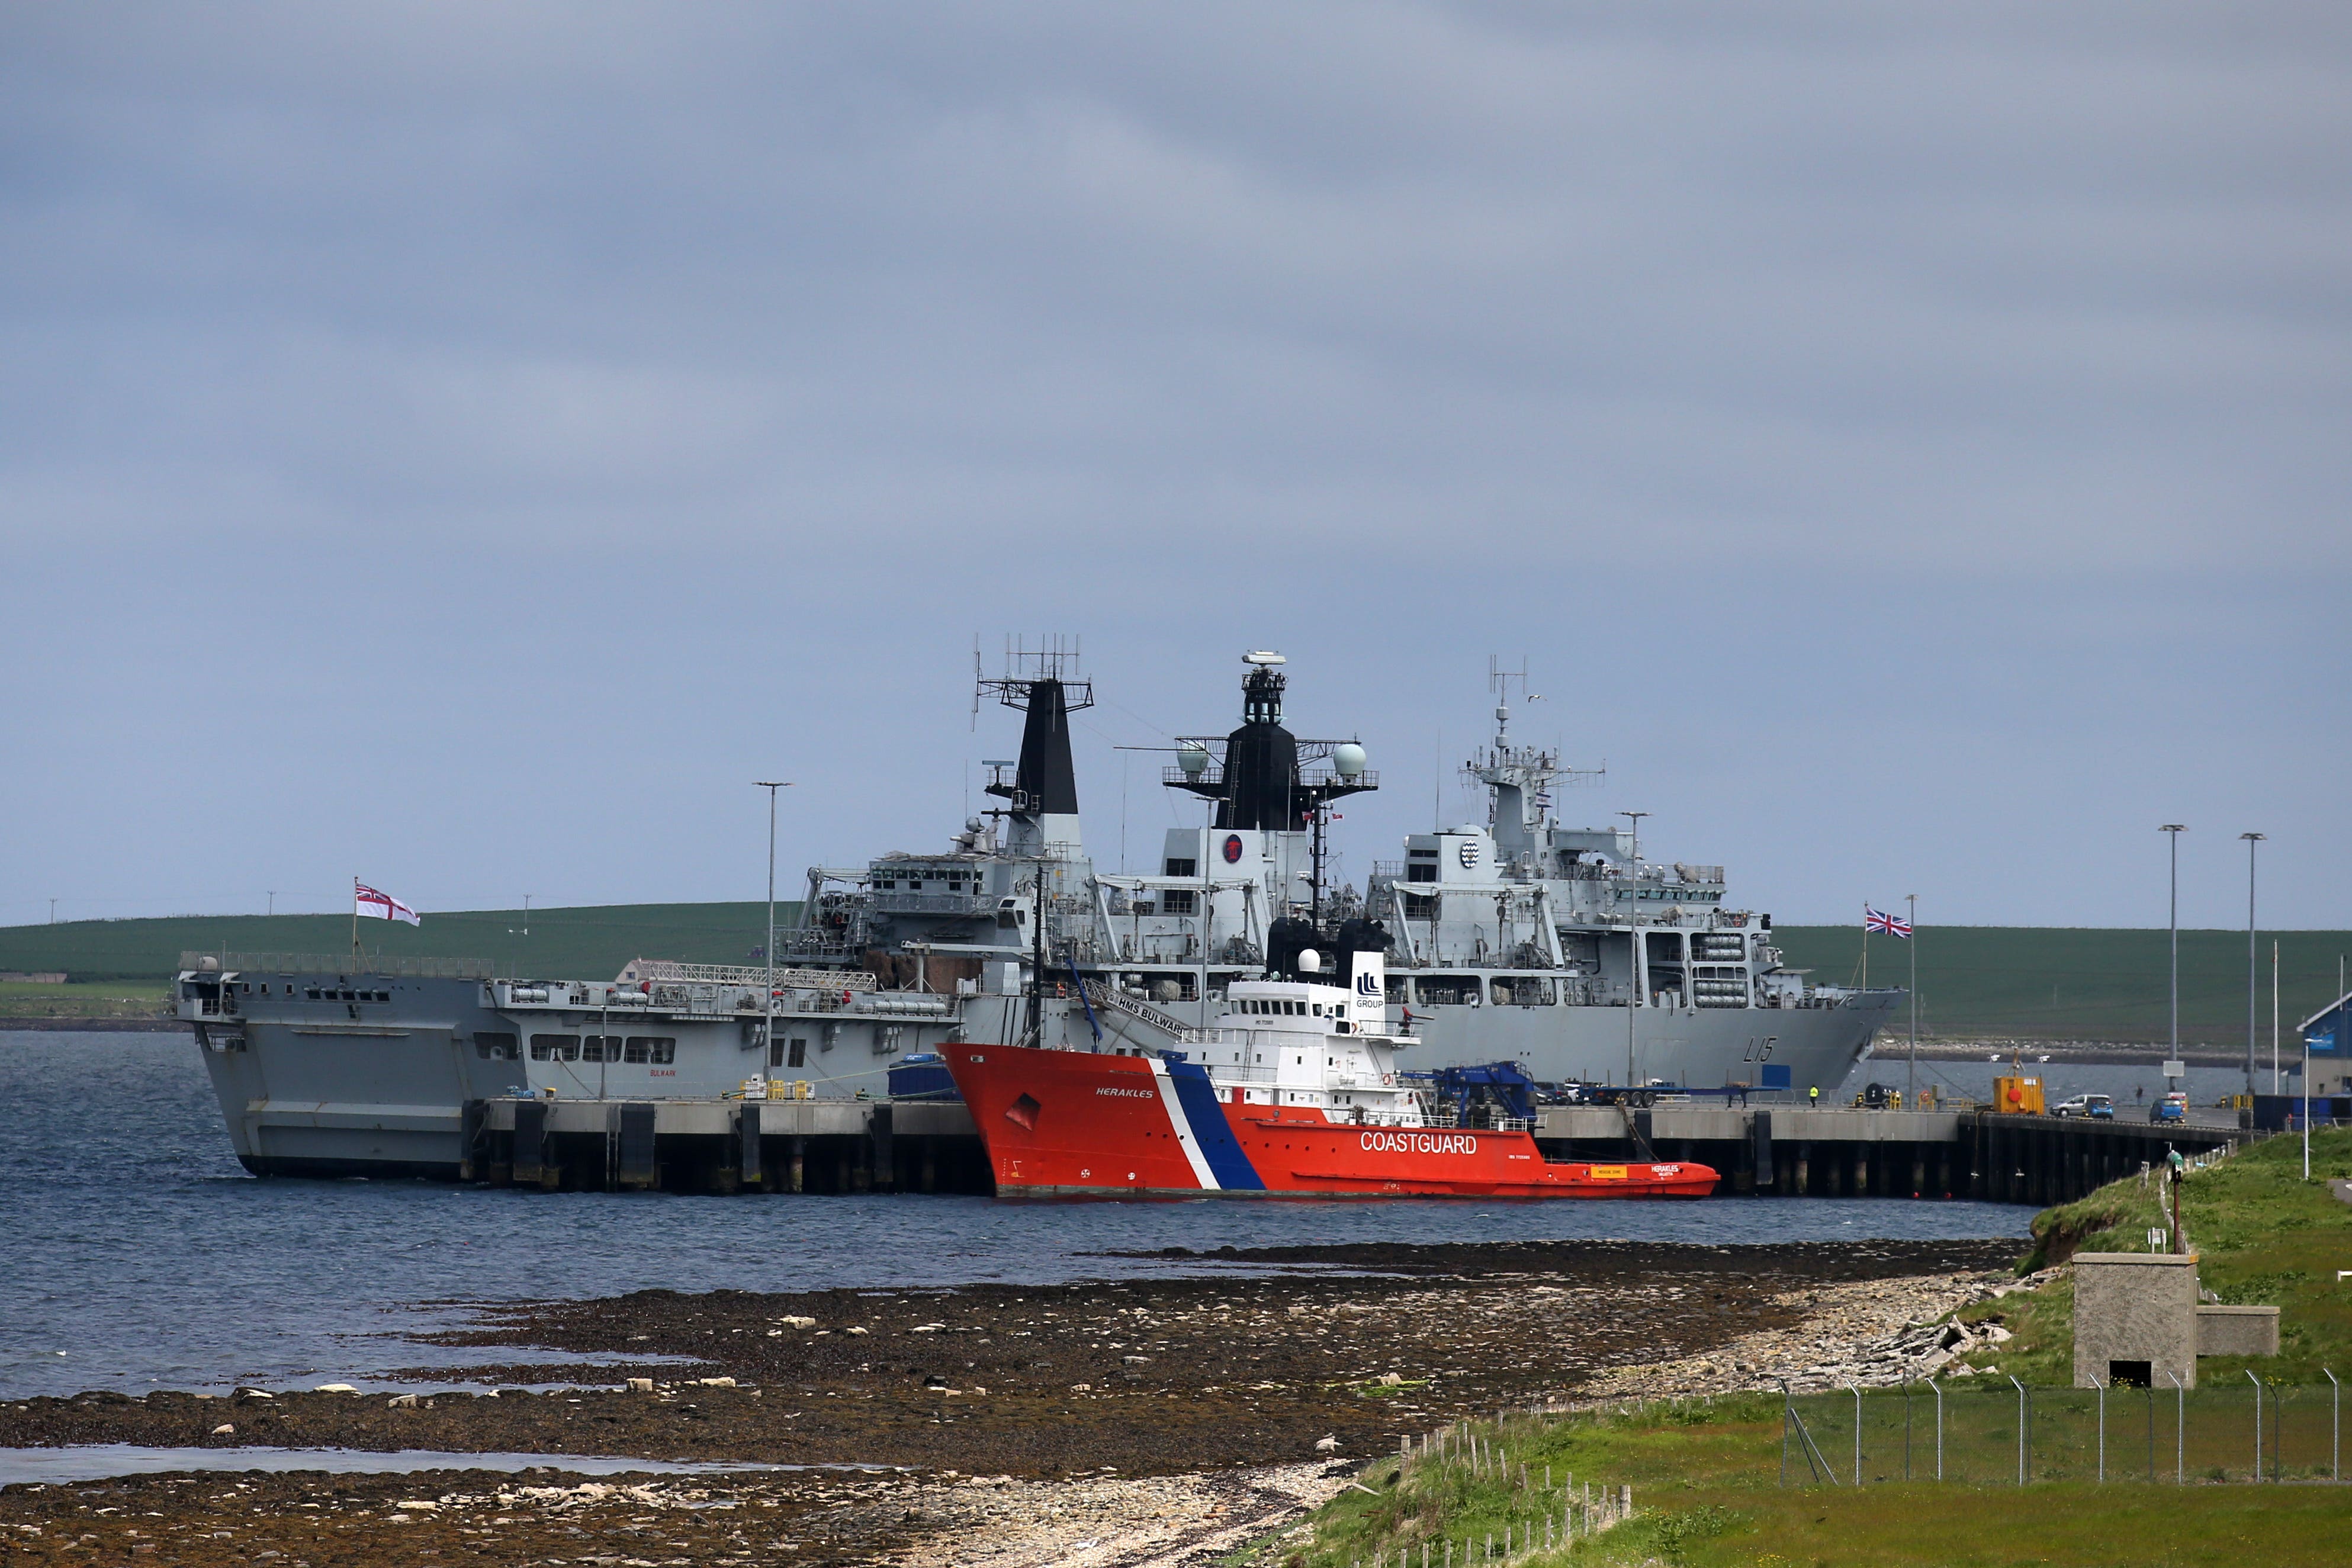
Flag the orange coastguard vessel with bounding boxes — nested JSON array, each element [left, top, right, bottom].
[[947, 952, 1718, 1200]]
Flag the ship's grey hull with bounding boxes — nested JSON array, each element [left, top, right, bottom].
[[191, 975, 513, 1178], [1391, 990, 1899, 1096]]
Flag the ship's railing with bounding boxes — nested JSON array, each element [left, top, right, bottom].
[[629, 960, 879, 992], [180, 951, 494, 980], [867, 891, 995, 916], [776, 930, 859, 959]]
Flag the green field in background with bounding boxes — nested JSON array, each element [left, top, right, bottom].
[[0, 903, 792, 988], [1, 907, 2346, 1044], [1769, 924, 2352, 1046]]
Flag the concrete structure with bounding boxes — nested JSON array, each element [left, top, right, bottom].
[[2196, 1304, 2282, 1357], [2073, 1252, 2202, 1389]]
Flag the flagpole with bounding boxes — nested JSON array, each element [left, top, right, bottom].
[[1861, 906, 1869, 992], [351, 876, 359, 967]]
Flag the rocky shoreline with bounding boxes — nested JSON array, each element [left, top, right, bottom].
[[1, 1238, 2028, 1564]]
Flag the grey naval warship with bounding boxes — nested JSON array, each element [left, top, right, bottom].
[[176, 647, 1893, 1178]]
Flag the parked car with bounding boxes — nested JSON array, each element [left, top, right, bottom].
[[2052, 1093, 2115, 1120], [2149, 1092, 2189, 1124]]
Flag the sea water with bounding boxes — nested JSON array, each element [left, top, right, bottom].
[[2, 1032, 2036, 1400]]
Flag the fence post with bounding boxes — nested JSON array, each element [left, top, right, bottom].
[[1850, 1383, 1862, 1486], [2169, 1370, 2185, 1485], [1904, 1379, 1913, 1482], [2097, 1377, 2106, 1484], [2327, 1368, 2340, 1482], [2008, 1375, 2029, 1486], [2247, 1370, 2263, 1482], [1933, 1379, 1944, 1481]]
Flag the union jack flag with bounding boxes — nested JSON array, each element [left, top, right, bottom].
[[1864, 905, 1912, 939]]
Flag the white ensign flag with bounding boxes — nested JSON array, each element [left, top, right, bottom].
[[355, 879, 421, 927]]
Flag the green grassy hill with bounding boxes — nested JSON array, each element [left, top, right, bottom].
[[0, 903, 795, 987], [1770, 924, 2352, 1046], [1, 907, 2345, 1045]]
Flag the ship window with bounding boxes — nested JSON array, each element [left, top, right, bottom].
[[1164, 858, 1196, 877], [789, 1037, 807, 1067], [1161, 891, 1196, 915], [475, 1032, 518, 1061], [1406, 865, 1437, 883], [629, 1036, 676, 1065], [304, 988, 320, 1000], [530, 1034, 580, 1061], [1415, 975, 1481, 1007]]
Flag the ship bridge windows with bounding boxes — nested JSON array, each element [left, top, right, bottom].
[[1165, 857, 1197, 878], [1384, 976, 1409, 1004]]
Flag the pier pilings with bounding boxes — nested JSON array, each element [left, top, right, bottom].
[[446, 1096, 2232, 1199]]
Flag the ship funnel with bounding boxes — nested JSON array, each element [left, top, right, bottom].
[[977, 637, 1093, 849]]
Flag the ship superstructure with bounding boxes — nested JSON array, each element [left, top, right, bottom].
[[783, 648, 1893, 1095], [1354, 666, 1901, 1093]]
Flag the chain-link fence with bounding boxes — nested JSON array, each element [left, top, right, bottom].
[[1781, 1376, 2345, 1485]]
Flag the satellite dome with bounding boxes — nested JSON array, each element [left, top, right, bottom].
[[1332, 742, 1366, 779], [1177, 740, 1210, 777], [965, 817, 982, 832], [1297, 949, 1322, 974]]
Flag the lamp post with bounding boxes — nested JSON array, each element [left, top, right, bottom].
[[757, 782, 794, 1073], [1618, 811, 1649, 1091], [1618, 809, 1649, 867], [1907, 892, 1919, 1103], [2240, 833, 2263, 1099], [2161, 825, 2186, 1065]]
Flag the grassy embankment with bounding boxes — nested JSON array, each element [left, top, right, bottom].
[[0, 903, 796, 1017], [0, 979, 171, 1019], [1293, 1129, 2352, 1567], [3, 910, 2350, 1040]]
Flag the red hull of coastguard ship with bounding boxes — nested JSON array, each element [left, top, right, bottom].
[[947, 1043, 1718, 1199]]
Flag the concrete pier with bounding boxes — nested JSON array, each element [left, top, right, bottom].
[[452, 1094, 2236, 1200], [469, 1097, 989, 1194], [1530, 1106, 2237, 1203]]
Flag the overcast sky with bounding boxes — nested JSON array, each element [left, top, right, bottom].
[[4, 2, 2347, 932]]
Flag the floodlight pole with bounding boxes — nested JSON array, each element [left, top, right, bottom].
[[2161, 825, 2186, 1065], [1907, 892, 1919, 1103], [757, 782, 793, 1075], [2241, 833, 2263, 1099]]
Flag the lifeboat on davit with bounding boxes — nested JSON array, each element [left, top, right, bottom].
[[946, 950, 1719, 1200]]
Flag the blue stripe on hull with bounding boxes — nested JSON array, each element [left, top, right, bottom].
[[1161, 1060, 1265, 1191]]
